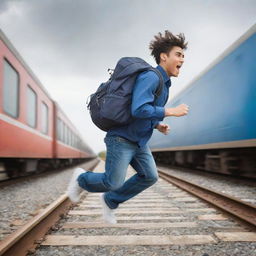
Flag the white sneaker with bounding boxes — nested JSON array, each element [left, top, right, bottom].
[[100, 193, 117, 224], [66, 168, 85, 203]]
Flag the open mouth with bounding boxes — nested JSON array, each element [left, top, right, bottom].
[[175, 64, 182, 74]]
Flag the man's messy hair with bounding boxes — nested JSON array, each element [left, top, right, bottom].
[[149, 30, 188, 64]]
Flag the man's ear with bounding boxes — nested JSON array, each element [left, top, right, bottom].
[[160, 53, 167, 62]]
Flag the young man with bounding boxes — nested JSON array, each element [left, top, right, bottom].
[[67, 30, 189, 224]]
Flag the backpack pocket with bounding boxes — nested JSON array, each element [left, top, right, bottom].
[[100, 94, 132, 124]]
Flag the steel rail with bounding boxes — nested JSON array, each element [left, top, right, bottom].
[[0, 194, 73, 256], [158, 168, 256, 229], [0, 159, 99, 256]]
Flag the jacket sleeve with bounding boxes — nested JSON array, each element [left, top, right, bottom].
[[152, 120, 160, 129], [131, 71, 165, 119]]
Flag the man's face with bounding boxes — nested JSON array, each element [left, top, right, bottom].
[[160, 46, 185, 77]]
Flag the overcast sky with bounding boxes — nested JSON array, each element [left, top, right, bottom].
[[0, 0, 255, 154]]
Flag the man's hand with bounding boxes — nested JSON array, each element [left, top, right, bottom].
[[156, 123, 170, 135], [165, 104, 189, 117]]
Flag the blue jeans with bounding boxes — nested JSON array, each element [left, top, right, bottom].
[[77, 134, 158, 209]]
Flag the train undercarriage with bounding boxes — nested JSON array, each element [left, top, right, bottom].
[[0, 157, 95, 180], [152, 147, 256, 179]]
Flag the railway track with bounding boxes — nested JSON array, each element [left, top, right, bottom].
[[0, 161, 255, 256], [157, 168, 256, 228]]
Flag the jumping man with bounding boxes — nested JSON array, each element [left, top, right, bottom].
[[67, 30, 189, 224]]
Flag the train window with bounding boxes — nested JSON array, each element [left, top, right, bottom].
[[59, 119, 62, 142], [71, 133, 74, 147], [64, 123, 68, 144], [3, 59, 19, 118], [61, 120, 64, 142], [27, 85, 37, 128], [68, 129, 71, 145], [41, 102, 48, 134], [67, 127, 70, 145], [74, 135, 77, 148], [69, 130, 72, 146], [57, 118, 61, 140], [68, 128, 71, 145], [66, 126, 69, 145], [62, 123, 66, 143]]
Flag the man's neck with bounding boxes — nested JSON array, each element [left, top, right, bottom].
[[159, 63, 171, 77]]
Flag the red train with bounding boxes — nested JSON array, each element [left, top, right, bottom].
[[0, 29, 96, 179]]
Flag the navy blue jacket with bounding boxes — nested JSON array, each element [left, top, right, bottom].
[[107, 65, 171, 147]]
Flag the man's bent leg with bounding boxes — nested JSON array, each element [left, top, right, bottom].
[[77, 135, 135, 193], [104, 143, 158, 209]]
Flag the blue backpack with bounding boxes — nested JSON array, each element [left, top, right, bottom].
[[86, 57, 164, 131]]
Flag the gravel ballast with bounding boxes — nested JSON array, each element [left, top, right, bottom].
[[158, 165, 256, 206], [0, 158, 98, 241]]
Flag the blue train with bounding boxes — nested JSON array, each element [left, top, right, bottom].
[[149, 24, 256, 178]]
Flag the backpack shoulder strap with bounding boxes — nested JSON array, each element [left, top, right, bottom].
[[149, 67, 164, 98]]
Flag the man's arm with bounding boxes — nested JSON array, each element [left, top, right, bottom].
[[131, 71, 189, 121], [131, 71, 165, 119], [153, 120, 160, 129]]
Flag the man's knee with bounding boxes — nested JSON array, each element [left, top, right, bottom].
[[147, 173, 159, 184]]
